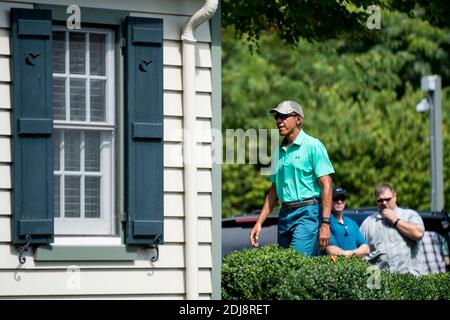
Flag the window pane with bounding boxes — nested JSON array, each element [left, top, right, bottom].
[[69, 32, 86, 74], [90, 80, 106, 122], [54, 175, 60, 218], [70, 79, 86, 121], [64, 130, 81, 171], [85, 176, 100, 218], [90, 33, 106, 76], [65, 176, 80, 218], [53, 78, 66, 120], [52, 31, 65, 73], [53, 129, 61, 171], [85, 131, 100, 172]]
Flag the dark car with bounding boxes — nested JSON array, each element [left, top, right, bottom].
[[222, 207, 450, 257]]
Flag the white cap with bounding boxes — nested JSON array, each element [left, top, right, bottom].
[[269, 100, 304, 118]]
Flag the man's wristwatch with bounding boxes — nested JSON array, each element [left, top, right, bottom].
[[322, 216, 331, 225]]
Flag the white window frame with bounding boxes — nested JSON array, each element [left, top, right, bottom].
[[52, 26, 116, 236]]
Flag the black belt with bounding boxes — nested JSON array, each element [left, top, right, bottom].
[[281, 198, 320, 209]]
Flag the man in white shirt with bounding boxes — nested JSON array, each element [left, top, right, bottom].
[[360, 183, 425, 275]]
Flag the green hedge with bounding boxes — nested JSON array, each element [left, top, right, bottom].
[[222, 245, 450, 300]]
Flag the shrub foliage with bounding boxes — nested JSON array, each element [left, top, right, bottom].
[[222, 245, 450, 300]]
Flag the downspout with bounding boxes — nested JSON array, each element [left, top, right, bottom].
[[181, 0, 219, 300]]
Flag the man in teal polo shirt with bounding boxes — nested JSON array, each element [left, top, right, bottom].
[[250, 100, 335, 256], [325, 187, 370, 258]]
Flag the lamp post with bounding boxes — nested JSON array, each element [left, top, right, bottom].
[[416, 75, 444, 212]]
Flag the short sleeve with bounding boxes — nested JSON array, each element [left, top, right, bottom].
[[311, 140, 335, 178], [360, 219, 369, 241], [352, 220, 367, 246], [405, 210, 425, 231]]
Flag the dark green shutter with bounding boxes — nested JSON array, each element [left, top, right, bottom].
[[125, 17, 164, 245], [10, 8, 54, 245]]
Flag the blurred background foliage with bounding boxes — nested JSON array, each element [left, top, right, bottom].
[[221, 9, 450, 217]]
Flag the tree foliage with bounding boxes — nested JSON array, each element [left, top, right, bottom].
[[222, 0, 450, 49], [222, 10, 450, 217]]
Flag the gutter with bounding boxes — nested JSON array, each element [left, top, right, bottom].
[[181, 0, 219, 300]]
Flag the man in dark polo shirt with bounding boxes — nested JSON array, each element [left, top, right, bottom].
[[250, 100, 335, 256]]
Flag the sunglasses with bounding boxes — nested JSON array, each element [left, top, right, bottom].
[[376, 196, 393, 204], [273, 113, 298, 120], [344, 225, 349, 237], [333, 196, 346, 202]]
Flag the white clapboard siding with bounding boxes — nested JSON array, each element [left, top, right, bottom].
[[164, 66, 212, 93], [199, 269, 212, 293], [198, 218, 212, 243], [0, 2, 33, 28], [163, 41, 181, 66], [195, 68, 212, 92], [164, 143, 212, 169], [135, 243, 212, 268], [164, 67, 182, 91], [0, 269, 187, 296], [164, 218, 211, 243], [164, 218, 184, 242], [198, 244, 212, 267], [0, 269, 212, 296], [164, 168, 212, 193], [164, 193, 212, 218], [0, 164, 10, 189], [164, 91, 183, 116], [164, 168, 183, 192], [164, 40, 211, 68], [0, 29, 9, 55], [197, 169, 212, 193], [0, 243, 212, 269], [0, 83, 10, 109], [163, 117, 183, 142], [196, 118, 212, 143], [0, 110, 10, 135], [196, 144, 212, 169], [164, 91, 212, 118], [0, 57, 10, 82], [197, 193, 212, 218], [130, 12, 211, 42], [163, 117, 211, 143], [164, 142, 183, 168], [196, 43, 212, 68], [164, 192, 184, 217], [0, 190, 11, 216], [0, 216, 10, 242], [0, 136, 11, 162], [195, 93, 212, 118]]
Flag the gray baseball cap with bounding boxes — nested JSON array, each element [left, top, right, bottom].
[[269, 100, 304, 118]]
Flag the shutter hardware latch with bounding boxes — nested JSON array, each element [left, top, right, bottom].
[[18, 235, 32, 264], [151, 235, 161, 262]]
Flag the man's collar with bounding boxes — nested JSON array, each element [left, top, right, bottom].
[[293, 129, 306, 145], [331, 212, 344, 224], [281, 129, 305, 149]]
